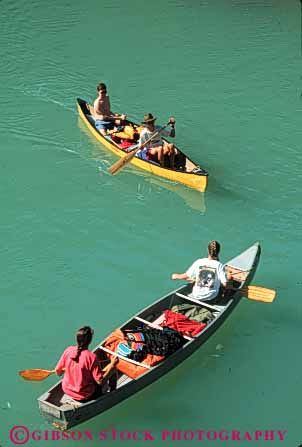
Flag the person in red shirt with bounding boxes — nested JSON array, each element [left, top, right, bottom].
[[55, 326, 118, 402]]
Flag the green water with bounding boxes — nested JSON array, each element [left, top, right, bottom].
[[1, 0, 301, 446]]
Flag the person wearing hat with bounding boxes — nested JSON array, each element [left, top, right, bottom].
[[171, 241, 228, 303], [137, 113, 176, 168]]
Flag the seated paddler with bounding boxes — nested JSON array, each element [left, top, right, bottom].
[[171, 240, 229, 303], [136, 113, 177, 168], [92, 82, 127, 136], [55, 326, 118, 402]]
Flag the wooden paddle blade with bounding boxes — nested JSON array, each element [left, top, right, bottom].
[[239, 285, 276, 303], [19, 369, 55, 381], [109, 149, 138, 175]]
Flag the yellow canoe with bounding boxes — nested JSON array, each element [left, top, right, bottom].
[[77, 98, 208, 192]]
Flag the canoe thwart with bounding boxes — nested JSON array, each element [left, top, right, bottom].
[[134, 316, 193, 341], [175, 292, 222, 312], [98, 345, 151, 369]]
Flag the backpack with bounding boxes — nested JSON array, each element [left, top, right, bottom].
[[121, 327, 185, 360], [140, 327, 185, 357]]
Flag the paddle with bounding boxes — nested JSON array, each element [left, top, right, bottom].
[[237, 285, 276, 303], [223, 268, 276, 302], [108, 121, 171, 176], [19, 369, 57, 382], [19, 357, 109, 382], [181, 276, 276, 303]]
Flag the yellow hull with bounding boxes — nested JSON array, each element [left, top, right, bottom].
[[77, 100, 208, 192]]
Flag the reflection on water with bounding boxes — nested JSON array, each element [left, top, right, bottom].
[[133, 170, 206, 213], [77, 117, 206, 213]]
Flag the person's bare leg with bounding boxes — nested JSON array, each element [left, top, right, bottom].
[[163, 143, 175, 169], [149, 146, 164, 166]]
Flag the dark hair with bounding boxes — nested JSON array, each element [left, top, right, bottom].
[[208, 240, 221, 259], [71, 326, 94, 362], [97, 82, 107, 92]]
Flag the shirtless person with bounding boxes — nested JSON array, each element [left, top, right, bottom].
[[92, 83, 127, 136]]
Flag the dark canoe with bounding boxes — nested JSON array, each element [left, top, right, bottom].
[[77, 98, 208, 192], [38, 242, 261, 429]]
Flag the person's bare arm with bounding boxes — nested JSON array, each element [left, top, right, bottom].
[[171, 273, 194, 281], [96, 356, 118, 384], [169, 117, 176, 137]]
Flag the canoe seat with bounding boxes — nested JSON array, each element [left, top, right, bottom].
[[60, 395, 84, 407], [59, 376, 113, 407]]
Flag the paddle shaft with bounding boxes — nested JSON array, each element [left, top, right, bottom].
[[109, 122, 170, 175], [37, 369, 56, 377], [228, 269, 251, 277]]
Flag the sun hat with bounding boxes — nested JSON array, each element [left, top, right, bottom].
[[141, 113, 156, 124]]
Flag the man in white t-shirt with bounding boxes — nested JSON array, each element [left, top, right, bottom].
[[172, 241, 228, 302], [137, 113, 176, 168]]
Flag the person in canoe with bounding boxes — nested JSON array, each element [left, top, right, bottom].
[[92, 82, 127, 136], [171, 240, 228, 302], [137, 113, 176, 168], [55, 326, 118, 402]]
